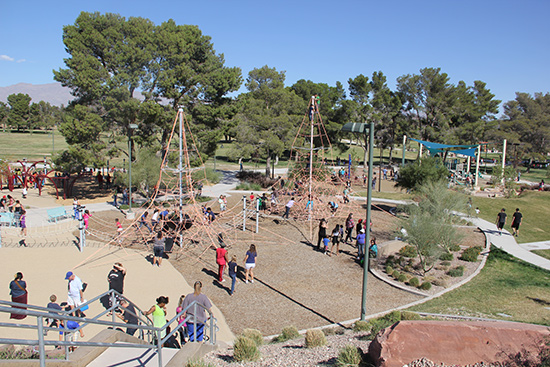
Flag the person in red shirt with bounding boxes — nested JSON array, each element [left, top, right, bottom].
[[216, 243, 229, 283]]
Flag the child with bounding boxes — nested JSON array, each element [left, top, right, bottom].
[[175, 295, 187, 346], [83, 210, 91, 230], [20, 210, 27, 237], [228, 255, 238, 295], [329, 224, 341, 256], [322, 237, 331, 255], [115, 218, 123, 243], [46, 294, 63, 330]]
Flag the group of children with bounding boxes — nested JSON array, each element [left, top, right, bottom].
[[45, 294, 85, 351]]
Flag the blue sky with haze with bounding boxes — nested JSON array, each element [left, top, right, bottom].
[[1, 0, 548, 111]]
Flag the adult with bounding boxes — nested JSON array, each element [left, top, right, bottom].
[[181, 282, 212, 342], [356, 228, 366, 260], [73, 197, 80, 219], [496, 208, 507, 235], [145, 296, 168, 339], [138, 211, 152, 233], [282, 197, 295, 219], [344, 213, 354, 243], [511, 208, 523, 237], [9, 272, 27, 319], [243, 244, 257, 284], [116, 300, 139, 336], [65, 271, 85, 317], [107, 263, 126, 296], [153, 232, 165, 267], [330, 224, 341, 256], [216, 243, 229, 283], [151, 209, 160, 230], [13, 200, 23, 228], [316, 218, 328, 250]]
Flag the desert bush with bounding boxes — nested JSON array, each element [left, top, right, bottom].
[[236, 182, 262, 191], [305, 329, 327, 348], [236, 170, 278, 188], [408, 277, 420, 287], [323, 327, 345, 336], [397, 274, 408, 282], [439, 252, 453, 261], [449, 243, 461, 252], [336, 345, 362, 366], [400, 311, 421, 320], [399, 245, 417, 258], [460, 246, 483, 262], [432, 277, 448, 287], [241, 328, 263, 346], [353, 320, 370, 332], [420, 281, 432, 290], [448, 266, 465, 277], [391, 270, 401, 279], [385, 265, 393, 274], [233, 336, 260, 362], [403, 265, 413, 273], [274, 325, 300, 343], [440, 260, 451, 266], [385, 255, 395, 267]]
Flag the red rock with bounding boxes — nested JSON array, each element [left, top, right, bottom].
[[368, 320, 550, 367]]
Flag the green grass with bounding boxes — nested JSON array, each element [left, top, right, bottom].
[[0, 129, 68, 161], [409, 246, 550, 325], [471, 190, 550, 243], [517, 167, 549, 183], [533, 249, 550, 260]]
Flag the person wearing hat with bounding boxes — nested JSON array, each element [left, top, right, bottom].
[[65, 271, 85, 317], [356, 228, 366, 260]]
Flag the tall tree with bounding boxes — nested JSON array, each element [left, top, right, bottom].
[[7, 93, 32, 131]]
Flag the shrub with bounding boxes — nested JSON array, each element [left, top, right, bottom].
[[236, 170, 278, 188], [448, 266, 465, 277], [397, 274, 408, 282], [385, 255, 395, 267], [366, 311, 402, 340], [391, 270, 401, 279], [420, 281, 432, 290], [439, 252, 453, 261], [233, 336, 260, 362], [353, 320, 370, 332], [460, 246, 483, 262], [336, 345, 362, 367], [305, 329, 327, 348], [192, 167, 222, 184], [385, 265, 393, 274], [449, 243, 461, 252], [408, 277, 420, 287], [403, 265, 413, 273], [236, 182, 262, 191], [440, 261, 451, 266], [274, 325, 300, 342], [323, 327, 345, 336], [241, 328, 263, 347], [185, 360, 215, 367], [399, 245, 417, 258], [401, 311, 421, 320]]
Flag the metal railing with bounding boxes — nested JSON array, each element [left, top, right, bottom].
[[0, 289, 217, 367]]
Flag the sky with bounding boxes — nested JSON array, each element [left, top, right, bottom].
[[1, 0, 549, 112]]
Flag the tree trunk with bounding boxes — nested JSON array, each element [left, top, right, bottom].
[[266, 154, 271, 177]]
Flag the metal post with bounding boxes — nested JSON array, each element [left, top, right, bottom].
[[157, 330, 163, 367], [475, 144, 481, 189], [78, 206, 84, 252], [402, 135, 406, 167], [255, 199, 259, 234], [128, 132, 133, 213], [501, 139, 507, 185], [111, 292, 117, 325], [242, 196, 246, 232], [308, 107, 314, 222], [37, 316, 46, 367], [178, 109, 184, 247], [361, 121, 374, 321]]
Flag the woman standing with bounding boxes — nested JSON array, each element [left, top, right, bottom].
[[216, 243, 228, 283], [316, 218, 328, 251], [145, 296, 169, 339], [153, 232, 165, 267], [330, 224, 341, 256], [9, 272, 27, 319], [243, 244, 257, 284], [181, 281, 212, 342]]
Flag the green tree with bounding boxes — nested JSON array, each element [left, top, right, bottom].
[[7, 93, 32, 131], [395, 156, 449, 191], [0, 102, 9, 130], [29, 101, 60, 131]]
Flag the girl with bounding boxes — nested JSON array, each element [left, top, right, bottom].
[[115, 218, 123, 243], [145, 296, 169, 339], [330, 224, 341, 256], [228, 255, 238, 295], [243, 244, 257, 284], [20, 210, 27, 237], [175, 295, 187, 345], [83, 210, 91, 230]]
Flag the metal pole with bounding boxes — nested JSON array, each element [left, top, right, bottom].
[[128, 132, 133, 213], [402, 135, 406, 167], [37, 316, 45, 367], [255, 198, 259, 234], [242, 196, 246, 232], [361, 121, 374, 321], [501, 139, 507, 185], [178, 109, 184, 246], [157, 330, 163, 367], [78, 206, 84, 252], [308, 107, 314, 222], [475, 144, 481, 189]]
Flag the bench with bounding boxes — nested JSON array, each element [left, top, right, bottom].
[[47, 207, 69, 223], [0, 212, 15, 227]]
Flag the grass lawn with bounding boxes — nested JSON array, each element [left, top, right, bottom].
[[409, 246, 550, 326], [471, 190, 550, 243], [0, 130, 68, 161], [533, 249, 550, 260], [517, 167, 549, 183]]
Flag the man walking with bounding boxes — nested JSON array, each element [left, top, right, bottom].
[[282, 197, 295, 219], [511, 208, 523, 237], [496, 208, 507, 235], [65, 271, 85, 317]]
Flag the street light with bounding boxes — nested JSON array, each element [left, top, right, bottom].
[[127, 123, 138, 219], [341, 121, 374, 321]]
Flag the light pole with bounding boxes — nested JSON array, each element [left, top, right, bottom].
[[127, 124, 138, 219], [341, 121, 374, 321]]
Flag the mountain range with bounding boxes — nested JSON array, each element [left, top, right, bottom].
[[0, 82, 74, 107]]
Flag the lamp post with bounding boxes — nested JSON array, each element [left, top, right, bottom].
[[127, 124, 138, 219], [341, 121, 374, 321]]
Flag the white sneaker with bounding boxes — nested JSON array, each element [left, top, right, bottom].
[[251, 279, 254, 283], [221, 279, 226, 283], [245, 280, 249, 284]]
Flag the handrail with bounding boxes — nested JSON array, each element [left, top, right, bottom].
[[0, 290, 218, 367]]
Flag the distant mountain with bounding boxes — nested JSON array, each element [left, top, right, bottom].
[[0, 82, 74, 107]]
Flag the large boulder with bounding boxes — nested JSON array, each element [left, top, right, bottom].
[[368, 320, 550, 367]]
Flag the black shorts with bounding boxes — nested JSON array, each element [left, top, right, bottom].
[[511, 222, 520, 229], [154, 246, 164, 257], [497, 222, 505, 230]]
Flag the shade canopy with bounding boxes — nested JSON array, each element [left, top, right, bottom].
[[411, 138, 478, 158]]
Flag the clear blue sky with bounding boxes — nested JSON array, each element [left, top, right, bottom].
[[1, 0, 549, 111]]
